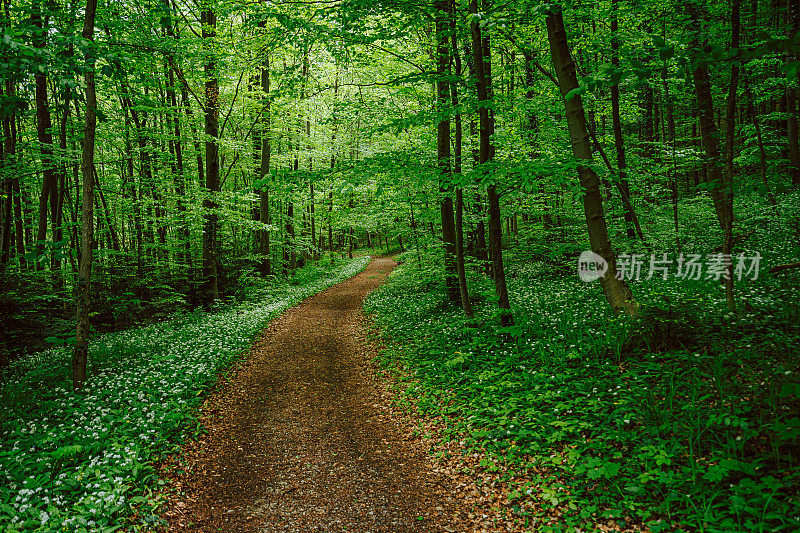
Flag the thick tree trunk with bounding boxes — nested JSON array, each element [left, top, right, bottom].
[[74, 0, 98, 391], [546, 6, 637, 315], [202, 4, 220, 305], [469, 0, 513, 326]]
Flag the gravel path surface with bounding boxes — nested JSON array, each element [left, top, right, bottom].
[[163, 257, 463, 532]]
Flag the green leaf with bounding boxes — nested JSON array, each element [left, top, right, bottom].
[[565, 86, 584, 101], [51, 445, 84, 461]]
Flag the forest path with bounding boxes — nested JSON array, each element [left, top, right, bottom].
[[163, 257, 462, 532]]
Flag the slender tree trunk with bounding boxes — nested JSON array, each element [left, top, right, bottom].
[[12, 176, 26, 270], [0, 84, 11, 265], [259, 50, 272, 276], [546, 6, 637, 315], [408, 193, 422, 263], [74, 0, 98, 391], [469, 0, 513, 325], [689, 0, 736, 311], [743, 73, 775, 203], [164, 0, 192, 290], [52, 86, 71, 284], [310, 182, 315, 259], [610, 0, 636, 238], [721, 0, 740, 311], [347, 198, 354, 259], [328, 191, 333, 261], [93, 168, 120, 251], [662, 66, 680, 246], [119, 97, 143, 278], [437, 0, 459, 302], [32, 6, 58, 269], [452, 7, 473, 318], [286, 199, 296, 270], [641, 84, 654, 157], [1, 178, 10, 265], [788, 0, 800, 185]]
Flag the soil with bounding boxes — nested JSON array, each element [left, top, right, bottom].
[[161, 257, 465, 532]]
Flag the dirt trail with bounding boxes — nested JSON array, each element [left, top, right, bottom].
[[164, 257, 461, 532]]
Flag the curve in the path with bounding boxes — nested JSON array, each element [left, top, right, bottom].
[[166, 257, 459, 533]]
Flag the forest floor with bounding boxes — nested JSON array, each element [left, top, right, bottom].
[[157, 257, 482, 532]]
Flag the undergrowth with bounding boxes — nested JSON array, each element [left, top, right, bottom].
[[0, 256, 370, 533], [365, 195, 800, 532]]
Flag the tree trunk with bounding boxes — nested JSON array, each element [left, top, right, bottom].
[[788, 0, 800, 185], [164, 0, 192, 289], [469, 0, 513, 326], [546, 6, 637, 315], [32, 6, 58, 269], [0, 84, 11, 265], [74, 0, 98, 391], [610, 0, 636, 238], [310, 182, 316, 260], [437, 0, 459, 302], [286, 199, 296, 270], [202, 4, 220, 305], [743, 73, 775, 203], [721, 0, 740, 311], [53, 86, 71, 283], [452, 7, 473, 318], [662, 67, 680, 246], [347, 198, 354, 259], [259, 51, 272, 276], [641, 84, 654, 157], [328, 190, 333, 261], [689, 0, 736, 311]]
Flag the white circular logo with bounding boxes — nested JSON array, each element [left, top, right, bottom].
[[578, 250, 608, 282]]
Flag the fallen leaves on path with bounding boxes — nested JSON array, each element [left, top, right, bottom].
[[155, 259, 469, 532]]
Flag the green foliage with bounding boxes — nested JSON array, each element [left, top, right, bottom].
[[365, 195, 800, 531], [0, 257, 369, 532]]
